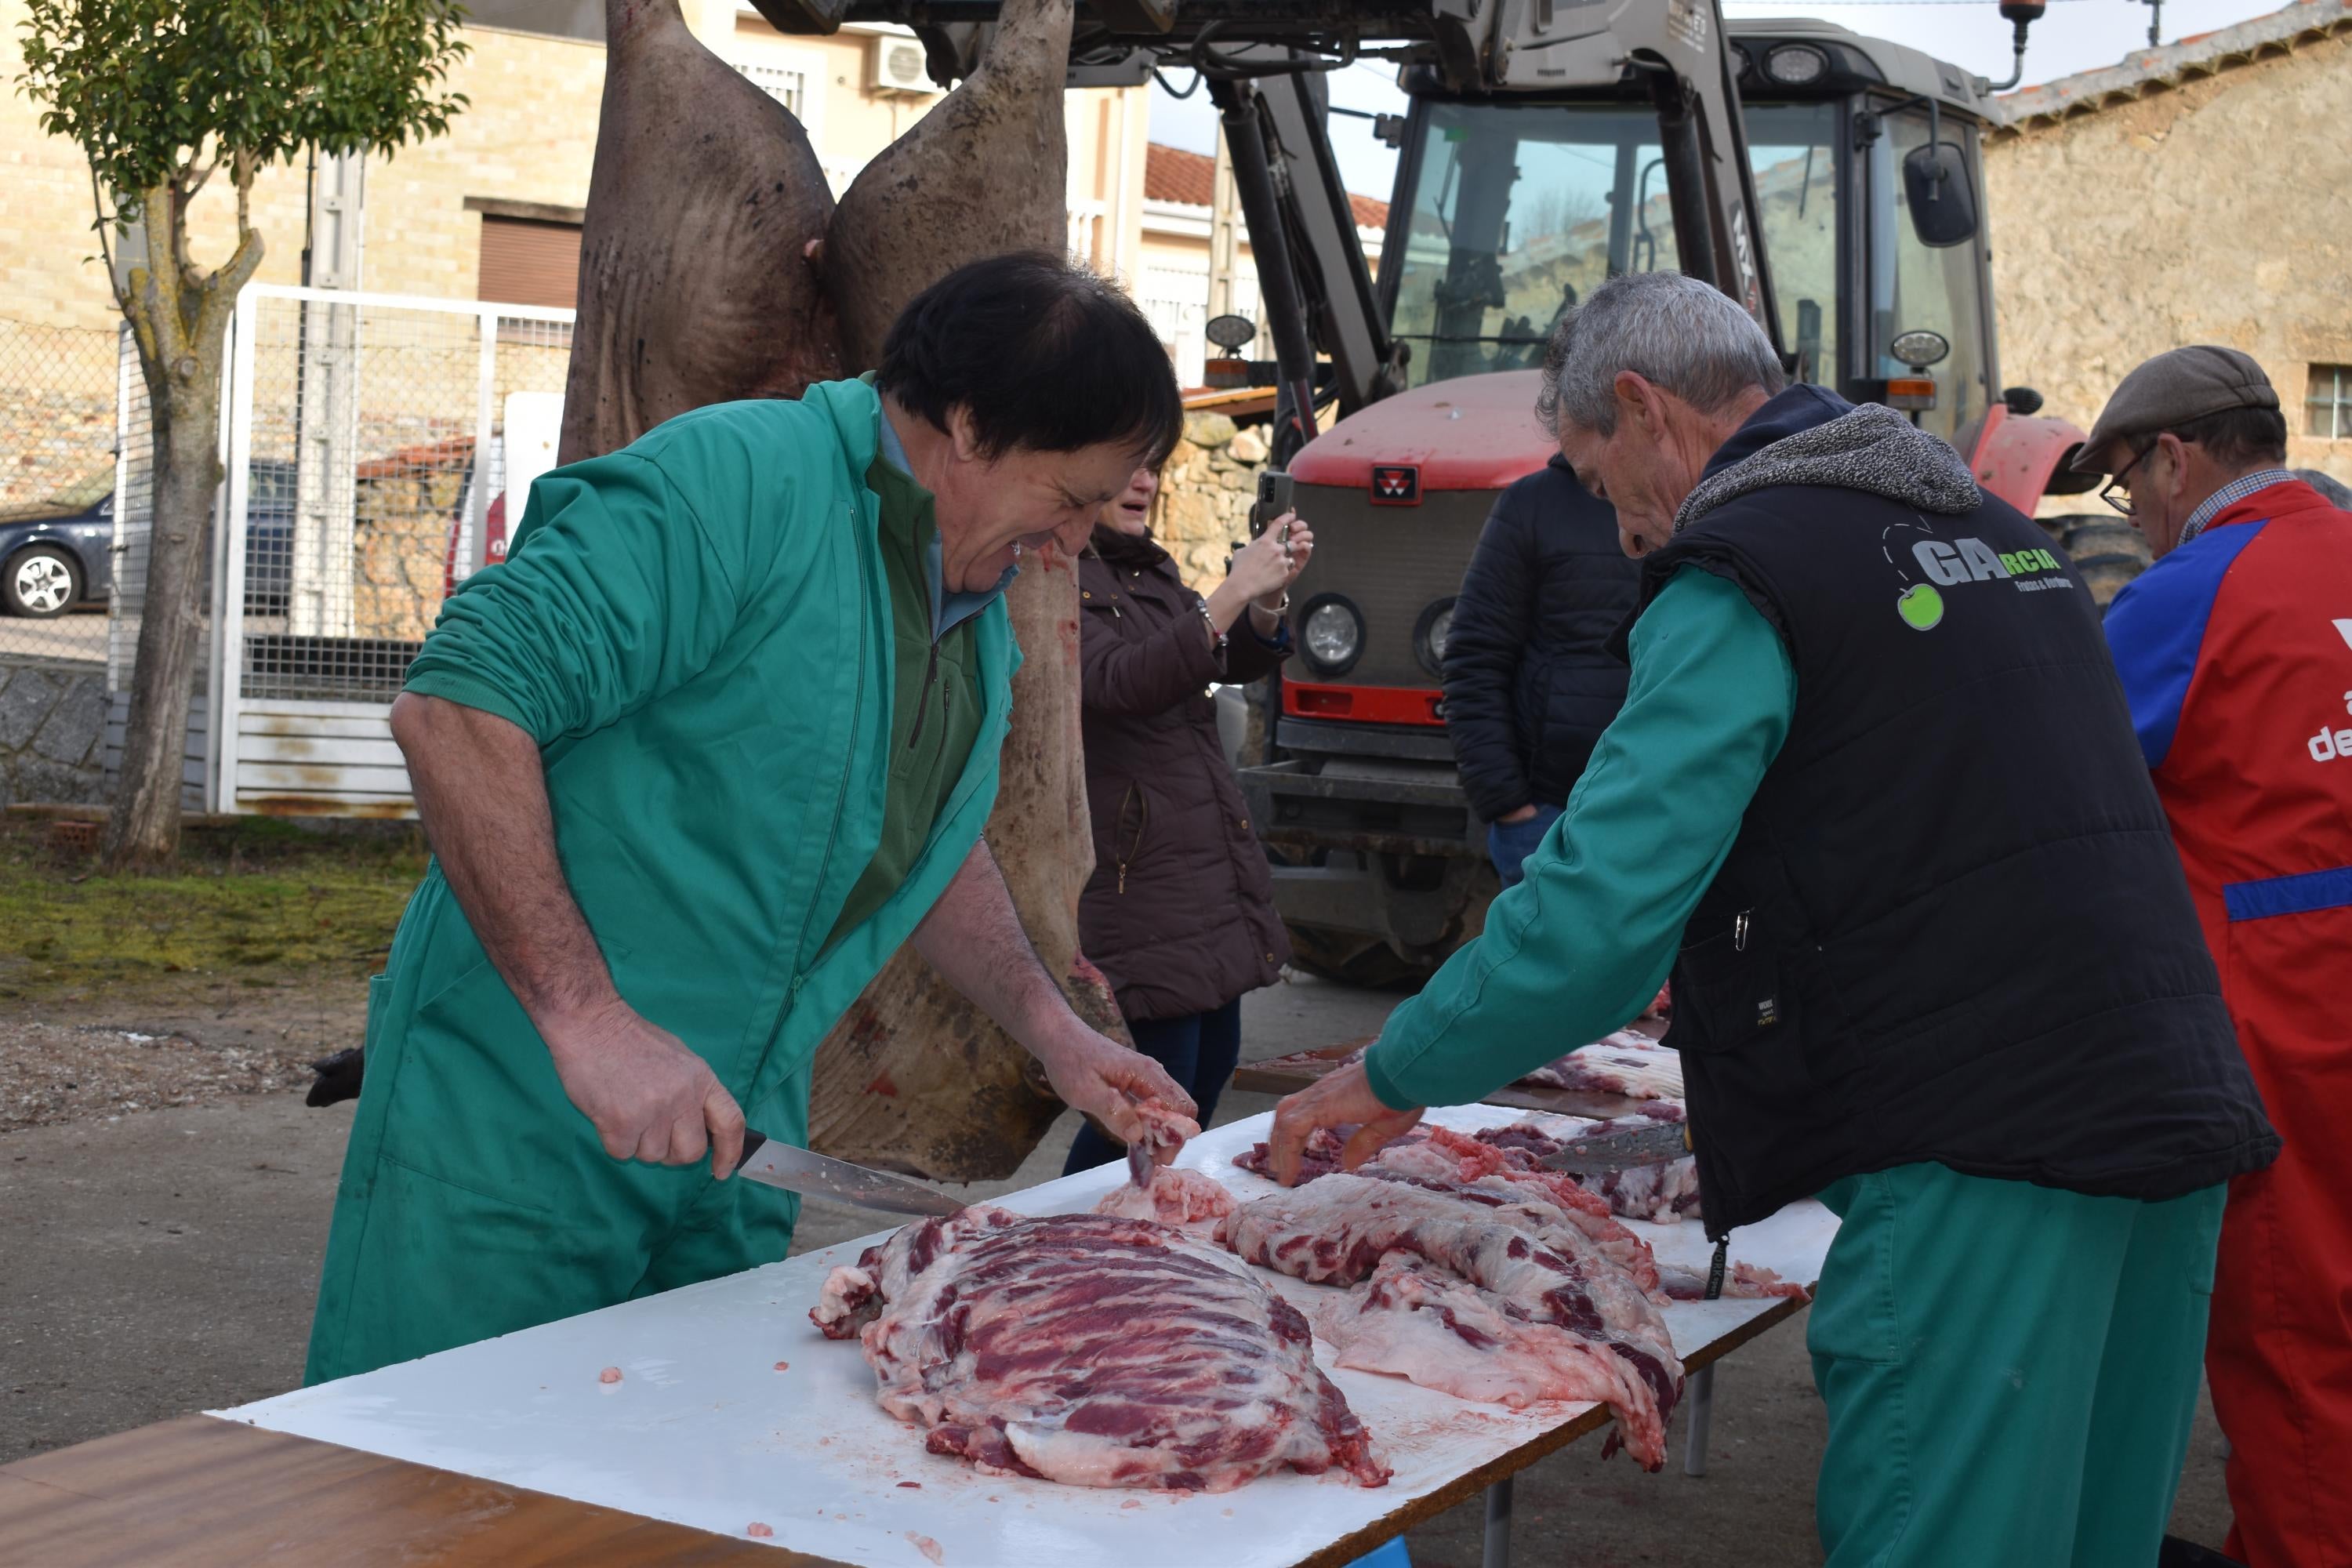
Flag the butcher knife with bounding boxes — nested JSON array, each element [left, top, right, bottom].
[[729, 1128, 966, 1218], [1536, 1119, 1693, 1177]]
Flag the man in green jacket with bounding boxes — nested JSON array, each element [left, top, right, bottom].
[[1267, 271, 2273, 1566], [305, 253, 1192, 1385]]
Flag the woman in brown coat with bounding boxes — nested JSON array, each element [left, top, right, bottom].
[[1063, 465, 1315, 1172]]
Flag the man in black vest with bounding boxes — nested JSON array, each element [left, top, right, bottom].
[[1267, 271, 2276, 1565], [1443, 457, 1639, 886]]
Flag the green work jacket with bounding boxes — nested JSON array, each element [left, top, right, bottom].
[[304, 382, 1018, 1385], [397, 379, 1015, 1142]]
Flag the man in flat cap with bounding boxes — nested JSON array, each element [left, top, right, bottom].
[[2082, 346, 2352, 1568]]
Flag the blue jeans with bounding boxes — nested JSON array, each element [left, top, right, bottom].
[[1063, 997, 1247, 1175], [1486, 802, 1562, 888]]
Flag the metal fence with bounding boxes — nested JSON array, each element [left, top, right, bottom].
[[199, 284, 572, 815], [0, 318, 121, 667]]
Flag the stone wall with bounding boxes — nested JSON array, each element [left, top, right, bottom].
[[0, 659, 107, 806], [1983, 31, 2352, 489], [351, 445, 473, 643], [1151, 412, 1270, 591]]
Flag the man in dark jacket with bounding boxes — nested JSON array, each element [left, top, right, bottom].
[[1268, 271, 2276, 1565], [1443, 456, 1639, 884]]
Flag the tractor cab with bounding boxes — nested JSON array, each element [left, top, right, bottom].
[[1381, 22, 2003, 448], [1245, 22, 2091, 984]]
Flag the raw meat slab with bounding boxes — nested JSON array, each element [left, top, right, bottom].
[[215, 1106, 1836, 1567]]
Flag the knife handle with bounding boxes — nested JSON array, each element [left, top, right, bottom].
[[732, 1127, 768, 1176]]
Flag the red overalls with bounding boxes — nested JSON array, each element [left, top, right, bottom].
[[2103, 477, 2352, 1566]]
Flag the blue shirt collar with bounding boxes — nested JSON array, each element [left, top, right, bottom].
[[875, 406, 1018, 638]]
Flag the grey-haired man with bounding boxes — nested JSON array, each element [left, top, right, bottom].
[[1269, 272, 2274, 1564]]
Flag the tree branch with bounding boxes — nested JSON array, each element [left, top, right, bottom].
[[232, 151, 255, 244], [86, 166, 129, 318]]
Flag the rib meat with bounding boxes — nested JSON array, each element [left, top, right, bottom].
[[1092, 1165, 1236, 1233], [811, 1206, 1388, 1491], [1233, 1125, 1664, 1292], [1315, 1254, 1675, 1458], [1471, 1118, 1701, 1225], [1522, 1032, 1685, 1102], [1221, 1174, 1682, 1469]]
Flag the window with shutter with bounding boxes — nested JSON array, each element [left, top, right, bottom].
[[477, 216, 583, 310]]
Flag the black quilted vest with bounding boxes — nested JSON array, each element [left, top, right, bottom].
[[1630, 402, 2276, 1237]]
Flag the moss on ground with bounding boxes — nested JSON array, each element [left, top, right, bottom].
[[0, 818, 427, 1003]]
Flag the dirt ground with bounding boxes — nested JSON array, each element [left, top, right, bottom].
[[0, 818, 2239, 1561]]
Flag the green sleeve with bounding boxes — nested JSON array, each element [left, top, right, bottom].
[[1363, 567, 1797, 1110], [402, 451, 749, 745]]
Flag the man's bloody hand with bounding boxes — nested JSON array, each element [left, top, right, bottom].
[[545, 998, 747, 1174], [1033, 1025, 1196, 1165], [1267, 1060, 1425, 1185]]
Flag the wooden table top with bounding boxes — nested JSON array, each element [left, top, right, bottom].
[[2, 1292, 1803, 1568], [0, 1416, 847, 1567]]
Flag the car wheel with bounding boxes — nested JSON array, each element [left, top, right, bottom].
[[3, 546, 82, 618]]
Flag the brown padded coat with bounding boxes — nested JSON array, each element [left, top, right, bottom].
[[1078, 525, 1291, 1023]]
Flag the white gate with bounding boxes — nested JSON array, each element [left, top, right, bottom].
[[210, 283, 573, 816]]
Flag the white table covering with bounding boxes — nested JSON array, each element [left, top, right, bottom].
[[218, 1105, 1837, 1566]]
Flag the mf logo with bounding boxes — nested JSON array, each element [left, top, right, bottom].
[[1370, 465, 1421, 506]]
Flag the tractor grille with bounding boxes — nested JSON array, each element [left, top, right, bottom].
[[1284, 481, 1494, 690]]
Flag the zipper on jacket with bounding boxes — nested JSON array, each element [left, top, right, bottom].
[[805, 505, 876, 971], [906, 641, 941, 753], [1733, 910, 1751, 952]]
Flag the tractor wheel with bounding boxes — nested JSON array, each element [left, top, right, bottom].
[[1283, 923, 1432, 991], [2045, 514, 2151, 613]]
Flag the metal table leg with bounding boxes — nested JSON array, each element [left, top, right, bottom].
[[1480, 1475, 1513, 1568], [1682, 1363, 1716, 1477]]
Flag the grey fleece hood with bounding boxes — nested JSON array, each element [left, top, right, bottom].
[[1675, 390, 1982, 533]]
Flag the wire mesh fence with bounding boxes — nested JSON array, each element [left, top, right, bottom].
[[230, 292, 570, 702], [0, 318, 120, 666]]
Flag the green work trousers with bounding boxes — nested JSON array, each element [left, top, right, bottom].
[[1809, 1162, 2224, 1568]]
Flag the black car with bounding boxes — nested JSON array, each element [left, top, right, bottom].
[[0, 463, 298, 619], [0, 470, 113, 618]]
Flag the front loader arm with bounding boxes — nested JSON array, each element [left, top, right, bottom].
[[754, 0, 1785, 404]]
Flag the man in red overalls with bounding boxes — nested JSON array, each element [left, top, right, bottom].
[[2085, 347, 2352, 1567]]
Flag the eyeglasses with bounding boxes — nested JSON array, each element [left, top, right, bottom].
[[2100, 443, 2155, 517]]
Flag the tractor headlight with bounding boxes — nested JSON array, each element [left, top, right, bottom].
[[1300, 595, 1364, 677], [1764, 43, 1829, 86], [1414, 597, 1456, 679]]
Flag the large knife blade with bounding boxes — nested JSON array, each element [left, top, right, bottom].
[[1536, 1119, 1693, 1177], [731, 1129, 966, 1218]]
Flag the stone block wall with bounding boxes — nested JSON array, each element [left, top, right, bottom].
[[1151, 412, 1269, 591], [0, 659, 107, 805], [351, 450, 472, 643], [1983, 32, 2352, 490]]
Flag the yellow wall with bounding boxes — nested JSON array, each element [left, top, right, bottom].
[[1984, 33, 2352, 487], [0, 1, 1150, 332]]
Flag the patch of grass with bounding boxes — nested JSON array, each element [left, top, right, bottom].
[[0, 818, 429, 1001]]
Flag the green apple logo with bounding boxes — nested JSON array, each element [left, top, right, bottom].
[[1896, 583, 1944, 630]]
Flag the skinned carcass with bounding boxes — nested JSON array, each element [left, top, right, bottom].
[[561, 0, 842, 464]]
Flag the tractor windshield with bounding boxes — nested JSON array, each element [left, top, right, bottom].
[[1386, 100, 1840, 393]]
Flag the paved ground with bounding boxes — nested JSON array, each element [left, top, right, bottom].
[[0, 607, 107, 667], [0, 970, 2237, 1563]]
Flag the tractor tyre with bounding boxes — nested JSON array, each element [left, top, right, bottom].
[[1283, 923, 1433, 991]]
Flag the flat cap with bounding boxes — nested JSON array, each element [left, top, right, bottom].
[[2071, 346, 2278, 474]]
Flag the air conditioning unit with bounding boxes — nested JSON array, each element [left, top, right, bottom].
[[870, 34, 932, 94]]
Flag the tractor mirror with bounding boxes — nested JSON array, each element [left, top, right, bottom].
[[1902, 143, 1978, 248]]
